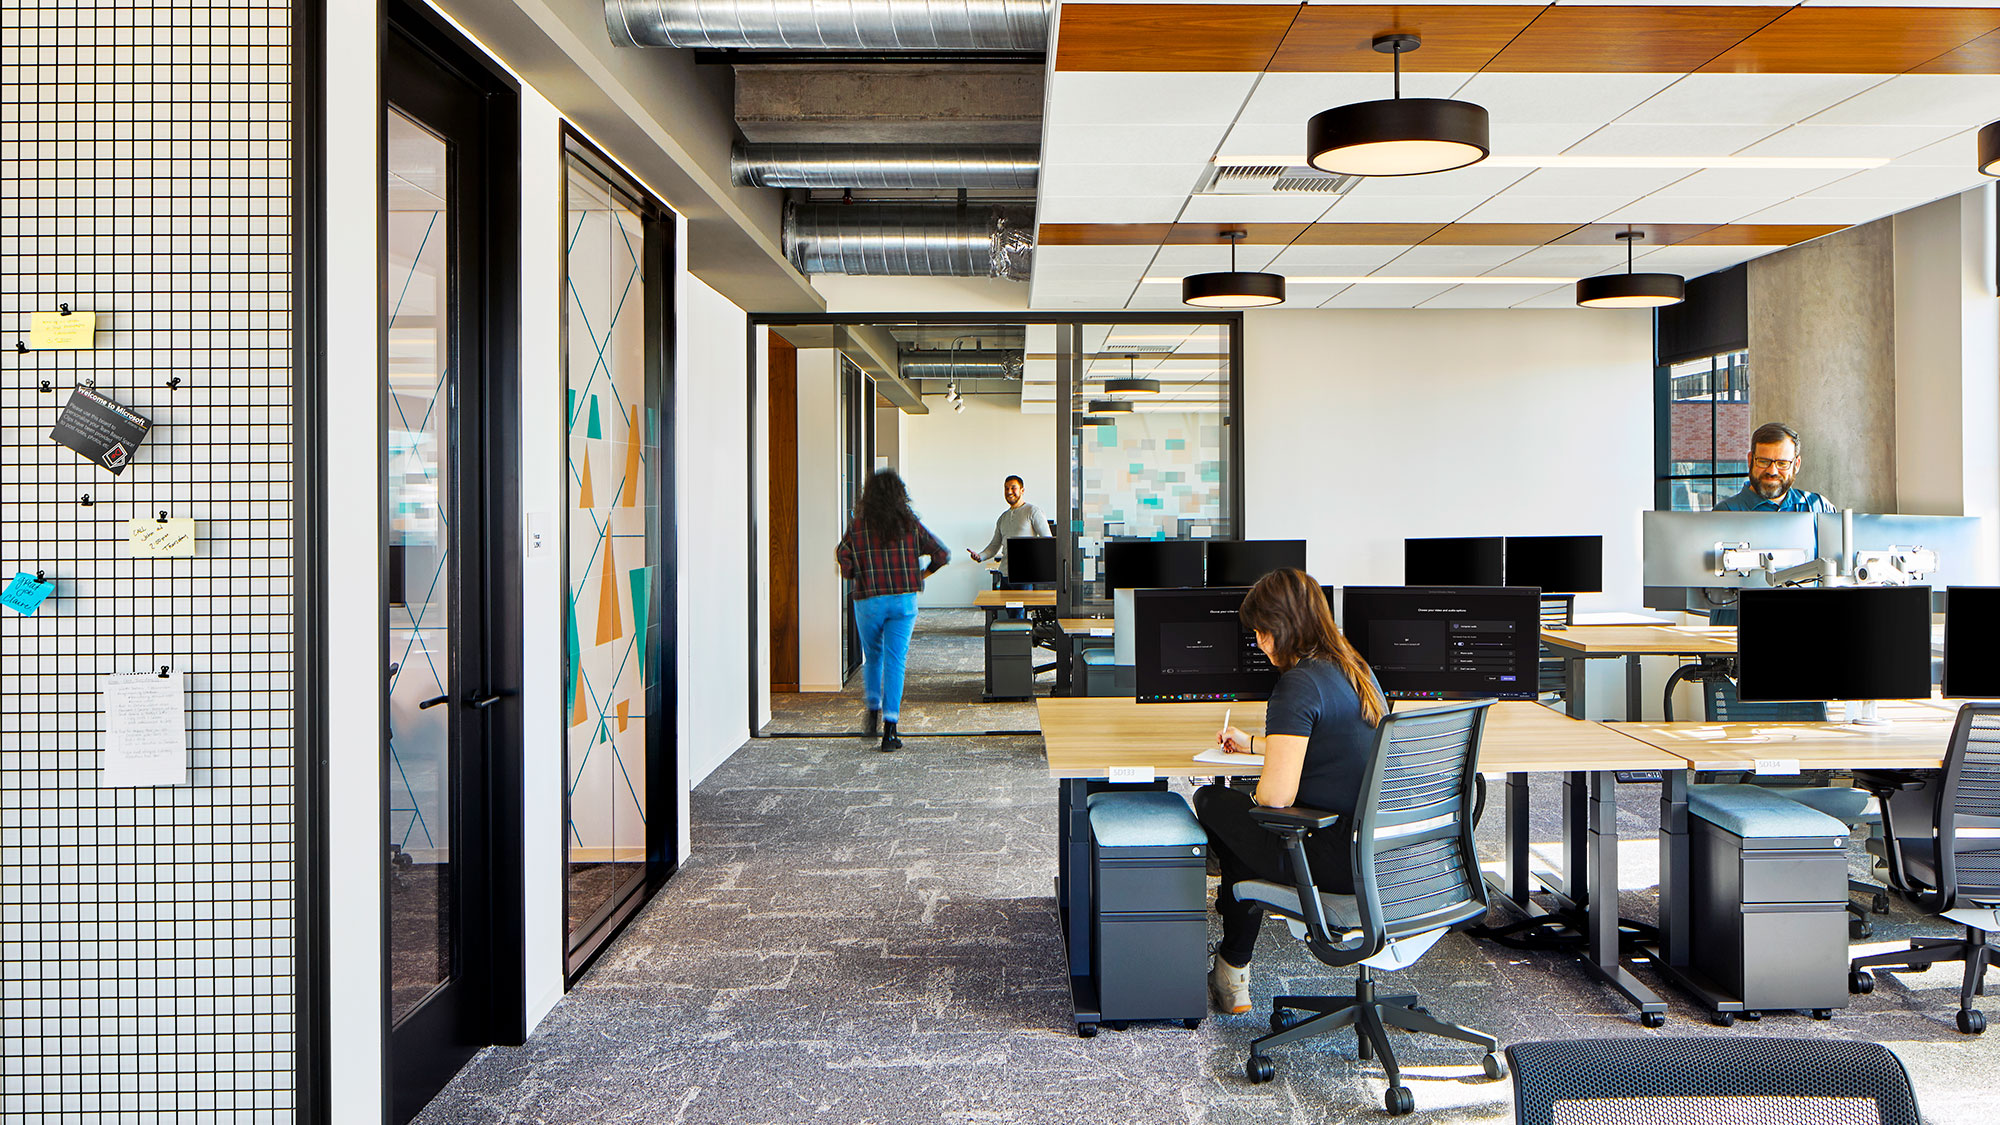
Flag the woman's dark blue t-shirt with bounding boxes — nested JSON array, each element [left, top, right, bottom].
[[1263, 656, 1381, 818]]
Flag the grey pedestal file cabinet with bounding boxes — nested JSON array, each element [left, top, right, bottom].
[[1686, 784, 1853, 1016], [1087, 791, 1210, 1027], [985, 620, 1035, 700]]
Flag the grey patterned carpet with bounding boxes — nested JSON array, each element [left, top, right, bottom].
[[416, 638, 1999, 1124], [765, 609, 1046, 736]]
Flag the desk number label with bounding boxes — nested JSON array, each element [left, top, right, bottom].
[[1004, 601, 1024, 609], [1089, 627, 1114, 637], [1108, 766, 1155, 783], [1753, 758, 1802, 776]]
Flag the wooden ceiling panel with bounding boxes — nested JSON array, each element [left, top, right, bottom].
[[1676, 224, 1846, 246], [1268, 6, 1546, 73], [1910, 24, 2000, 73], [1039, 224, 1174, 246], [1698, 7, 2000, 74], [1293, 223, 1451, 245], [1554, 223, 1721, 248], [1419, 223, 1585, 246], [1053, 4, 1301, 72], [1166, 223, 1310, 244], [1486, 7, 1784, 73]]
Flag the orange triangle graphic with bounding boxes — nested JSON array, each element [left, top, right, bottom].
[[578, 448, 596, 509], [620, 406, 642, 508], [616, 698, 630, 732], [596, 525, 624, 644]]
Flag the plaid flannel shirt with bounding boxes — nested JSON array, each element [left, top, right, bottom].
[[836, 518, 950, 600]]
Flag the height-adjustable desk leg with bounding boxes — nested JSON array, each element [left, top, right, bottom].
[[1624, 654, 1646, 720], [1582, 769, 1667, 1020], [1501, 772, 1530, 905], [1556, 771, 1588, 907], [1658, 769, 1691, 967], [1565, 655, 1588, 719]]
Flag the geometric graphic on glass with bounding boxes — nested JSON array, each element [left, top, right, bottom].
[[565, 159, 653, 945], [385, 108, 452, 1025]]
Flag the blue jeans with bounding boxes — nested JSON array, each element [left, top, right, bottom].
[[854, 592, 919, 722]]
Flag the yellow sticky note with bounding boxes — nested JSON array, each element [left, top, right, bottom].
[[128, 518, 196, 558], [28, 311, 98, 350]]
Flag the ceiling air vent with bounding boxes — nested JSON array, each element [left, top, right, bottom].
[[1199, 164, 1360, 196]]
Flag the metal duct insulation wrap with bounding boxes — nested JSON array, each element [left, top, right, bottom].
[[901, 352, 1022, 380], [606, 0, 1051, 50], [784, 202, 1034, 279], [732, 143, 1039, 190]]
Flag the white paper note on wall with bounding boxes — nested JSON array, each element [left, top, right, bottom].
[[102, 670, 189, 786]]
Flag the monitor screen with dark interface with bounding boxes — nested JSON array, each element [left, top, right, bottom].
[[1005, 537, 1057, 584], [1103, 539, 1205, 592], [1737, 586, 1933, 703], [1340, 586, 1541, 701], [1504, 535, 1604, 594], [1205, 539, 1309, 588], [1944, 587, 2000, 698], [1405, 537, 1505, 587], [1133, 586, 1322, 703]]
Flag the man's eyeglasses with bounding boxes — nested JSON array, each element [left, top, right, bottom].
[[1752, 458, 1795, 472]]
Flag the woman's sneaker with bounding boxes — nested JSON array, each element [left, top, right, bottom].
[[1208, 956, 1250, 1014]]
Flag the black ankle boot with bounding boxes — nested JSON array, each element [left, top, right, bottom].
[[879, 720, 902, 752], [863, 709, 880, 736]]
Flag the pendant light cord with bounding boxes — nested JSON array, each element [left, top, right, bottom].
[[1393, 44, 1401, 100]]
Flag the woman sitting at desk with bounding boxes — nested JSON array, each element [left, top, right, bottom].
[[1198, 568, 1386, 1015]]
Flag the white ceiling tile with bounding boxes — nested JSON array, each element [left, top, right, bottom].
[[1490, 244, 1631, 276], [1374, 244, 1543, 276], [1619, 74, 1890, 126], [1316, 195, 1486, 222], [1509, 166, 1696, 195], [1490, 122, 1606, 157], [1341, 164, 1531, 198], [1419, 284, 1567, 309], [1215, 123, 1309, 163], [1453, 73, 1682, 125], [1735, 124, 1962, 161], [1030, 245, 1161, 269], [1897, 129, 1981, 167], [1808, 164, 1988, 198], [1047, 72, 1258, 128], [1176, 194, 1341, 223], [1036, 196, 1188, 223], [1564, 123, 1786, 157], [1032, 263, 1155, 284], [1040, 123, 1232, 166], [1319, 283, 1457, 309], [1040, 163, 1208, 197], [1729, 196, 1906, 224], [1656, 166, 1854, 196], [1605, 194, 1764, 223], [1235, 72, 1468, 127], [1457, 194, 1628, 223], [1510, 286, 1590, 309], [1633, 245, 1775, 273], [1149, 243, 1284, 270], [1807, 75, 2000, 130], [1266, 244, 1407, 273]]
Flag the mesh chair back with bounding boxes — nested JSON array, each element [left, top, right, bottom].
[[1508, 1038, 1920, 1125], [1937, 702, 2000, 903], [1537, 597, 1573, 695], [1351, 700, 1492, 940], [1706, 679, 1828, 723]]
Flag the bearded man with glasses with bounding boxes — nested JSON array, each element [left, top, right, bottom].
[[1714, 421, 1836, 513]]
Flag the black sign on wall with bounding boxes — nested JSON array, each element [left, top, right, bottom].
[[49, 384, 152, 474]]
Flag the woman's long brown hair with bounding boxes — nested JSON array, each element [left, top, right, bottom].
[[1238, 568, 1385, 726]]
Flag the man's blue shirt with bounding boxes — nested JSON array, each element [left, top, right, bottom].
[[1712, 481, 1836, 513]]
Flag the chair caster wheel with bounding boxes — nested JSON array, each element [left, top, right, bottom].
[[1385, 1086, 1416, 1115], [1958, 1009, 1986, 1034], [1812, 1009, 1835, 1021], [1077, 1022, 1098, 1038], [1481, 1052, 1508, 1080], [1872, 893, 1892, 915], [1851, 970, 1876, 995], [1850, 918, 1873, 940], [1739, 1010, 1762, 1021], [1712, 1011, 1736, 1027], [1246, 1055, 1275, 1084], [1105, 1021, 1128, 1031], [1640, 1012, 1667, 1028], [1909, 963, 1933, 973], [1269, 1011, 1293, 1033], [1181, 1017, 1201, 1030]]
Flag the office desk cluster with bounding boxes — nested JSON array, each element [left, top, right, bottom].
[[1038, 693, 1956, 1032]]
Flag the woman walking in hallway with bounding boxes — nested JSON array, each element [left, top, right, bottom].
[[835, 469, 951, 751]]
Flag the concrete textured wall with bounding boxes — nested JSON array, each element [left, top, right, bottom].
[[1747, 219, 1897, 512]]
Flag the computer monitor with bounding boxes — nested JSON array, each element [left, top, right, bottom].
[[1942, 587, 1997, 698], [1004, 537, 1056, 584], [1504, 535, 1604, 594], [1736, 586, 1933, 703], [1205, 539, 1308, 588], [1102, 539, 1205, 592], [1133, 588, 1280, 703], [1340, 586, 1541, 701], [1640, 510, 1818, 589], [1404, 537, 1504, 586]]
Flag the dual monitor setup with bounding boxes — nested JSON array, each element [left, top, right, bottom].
[[995, 535, 1306, 588]]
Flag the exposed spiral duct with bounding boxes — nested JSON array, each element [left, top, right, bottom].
[[901, 351, 1023, 381], [784, 202, 1034, 279], [732, 143, 1038, 190], [606, 0, 1051, 51]]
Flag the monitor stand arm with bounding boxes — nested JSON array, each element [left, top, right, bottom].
[[1843, 699, 1887, 726]]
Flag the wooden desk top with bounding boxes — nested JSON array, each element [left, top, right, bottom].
[[1059, 617, 1114, 635], [1615, 716, 1954, 771], [1539, 623, 1737, 656], [1036, 698, 1679, 779], [973, 590, 1057, 608]]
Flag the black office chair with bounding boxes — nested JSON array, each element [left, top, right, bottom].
[[1233, 699, 1504, 1115], [1508, 1037, 1922, 1125], [1850, 701, 2000, 1033]]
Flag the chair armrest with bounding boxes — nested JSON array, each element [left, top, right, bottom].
[[1247, 805, 1340, 836], [1852, 769, 1927, 795]]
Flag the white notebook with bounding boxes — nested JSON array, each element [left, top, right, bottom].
[[1193, 746, 1264, 767]]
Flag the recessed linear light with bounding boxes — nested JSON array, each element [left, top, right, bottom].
[[1214, 154, 1893, 171], [1143, 275, 1577, 286]]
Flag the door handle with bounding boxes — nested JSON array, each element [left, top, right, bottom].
[[418, 694, 450, 709], [465, 689, 513, 710]]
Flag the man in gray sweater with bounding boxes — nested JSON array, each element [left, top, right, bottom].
[[967, 475, 1051, 579]]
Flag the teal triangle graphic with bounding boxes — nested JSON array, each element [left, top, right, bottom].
[[566, 389, 577, 429], [629, 567, 652, 685], [598, 718, 611, 744], [588, 395, 603, 440], [564, 595, 581, 717]]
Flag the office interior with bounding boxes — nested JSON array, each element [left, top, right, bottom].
[[9, 0, 2000, 1121]]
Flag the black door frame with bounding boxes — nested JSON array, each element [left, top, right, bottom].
[[741, 311, 1246, 737], [381, 4, 525, 1122]]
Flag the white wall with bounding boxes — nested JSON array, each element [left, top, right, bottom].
[[1894, 185, 2000, 529], [899, 393, 1059, 607], [678, 273, 751, 788], [796, 348, 845, 690]]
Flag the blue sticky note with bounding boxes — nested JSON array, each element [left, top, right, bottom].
[[3, 572, 54, 616]]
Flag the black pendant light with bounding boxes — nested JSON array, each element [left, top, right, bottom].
[[1105, 353, 1160, 395], [1078, 414, 1114, 428], [1307, 35, 1490, 178], [1576, 229, 1685, 309], [1980, 120, 2000, 176], [1182, 230, 1286, 308], [1088, 398, 1134, 414]]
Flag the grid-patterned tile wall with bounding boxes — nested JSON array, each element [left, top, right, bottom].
[[0, 1, 295, 1119]]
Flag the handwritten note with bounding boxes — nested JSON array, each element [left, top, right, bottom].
[[28, 311, 97, 350], [2, 572, 54, 616], [102, 670, 188, 787], [128, 518, 196, 558]]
